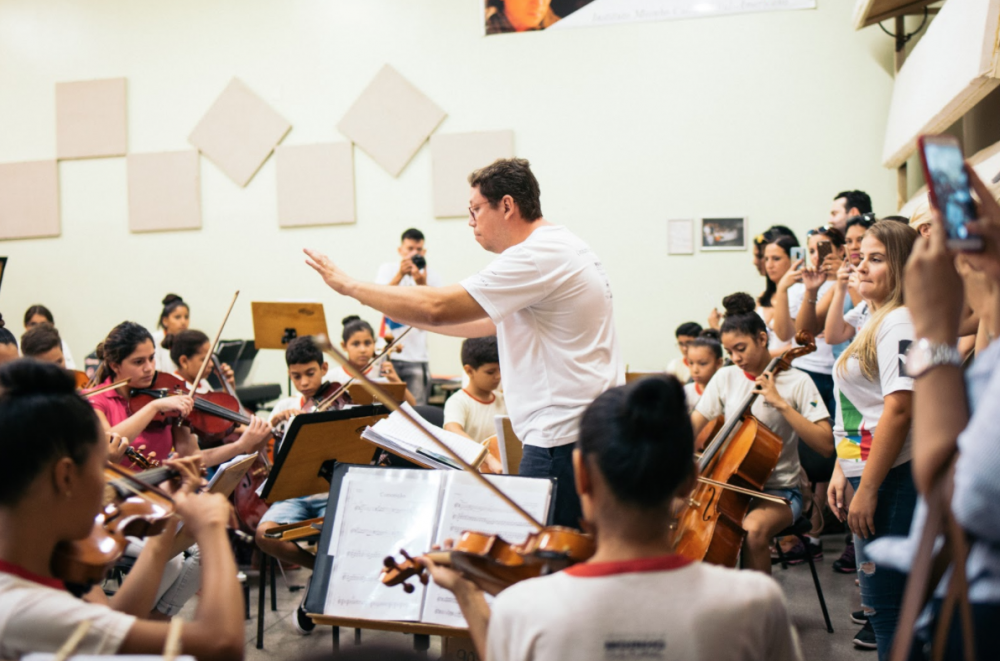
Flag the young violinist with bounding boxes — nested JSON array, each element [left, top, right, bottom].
[[151, 294, 190, 373], [24, 304, 77, 369], [424, 376, 801, 661], [267, 336, 330, 425], [691, 293, 834, 574], [327, 315, 416, 406], [683, 329, 723, 414], [20, 322, 67, 367], [0, 360, 245, 660], [0, 315, 18, 366], [163, 329, 236, 394], [88, 321, 270, 470]]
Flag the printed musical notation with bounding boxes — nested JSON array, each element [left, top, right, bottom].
[[323, 468, 442, 621]]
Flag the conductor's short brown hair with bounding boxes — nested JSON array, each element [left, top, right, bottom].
[[469, 158, 543, 221]]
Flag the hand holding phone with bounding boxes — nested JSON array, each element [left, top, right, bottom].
[[918, 134, 982, 251], [816, 241, 833, 272], [790, 246, 805, 270]]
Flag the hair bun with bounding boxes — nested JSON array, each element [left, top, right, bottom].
[[622, 377, 681, 444], [342, 315, 361, 327], [722, 292, 756, 318], [0, 360, 76, 397], [699, 328, 721, 342], [162, 294, 183, 306]]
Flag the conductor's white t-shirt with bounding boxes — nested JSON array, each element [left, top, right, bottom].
[[0, 562, 136, 659], [460, 225, 624, 449], [488, 555, 801, 661]]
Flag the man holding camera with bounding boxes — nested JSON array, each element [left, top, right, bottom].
[[375, 228, 442, 404]]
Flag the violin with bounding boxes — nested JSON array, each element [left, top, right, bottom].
[[381, 527, 595, 594], [129, 371, 279, 445], [671, 332, 817, 568], [52, 463, 177, 585], [311, 328, 411, 413], [70, 369, 91, 390]]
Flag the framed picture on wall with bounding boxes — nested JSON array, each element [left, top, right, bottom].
[[700, 217, 747, 251], [667, 219, 694, 255]]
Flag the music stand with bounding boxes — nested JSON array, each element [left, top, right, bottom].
[[0, 257, 7, 295], [260, 405, 390, 503], [251, 301, 329, 350], [347, 383, 406, 407]]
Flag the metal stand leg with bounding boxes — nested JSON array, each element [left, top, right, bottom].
[[354, 628, 362, 645], [332, 627, 340, 651], [270, 556, 278, 611], [799, 534, 834, 633], [414, 633, 430, 655], [256, 555, 266, 649]]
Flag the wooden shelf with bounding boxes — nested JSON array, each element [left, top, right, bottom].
[[307, 614, 469, 638], [853, 0, 938, 30]]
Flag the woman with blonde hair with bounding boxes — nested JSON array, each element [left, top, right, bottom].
[[825, 220, 919, 657]]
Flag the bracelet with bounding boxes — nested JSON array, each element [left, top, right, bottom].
[[806, 298, 817, 305]]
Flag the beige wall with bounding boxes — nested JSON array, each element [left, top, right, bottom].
[[0, 0, 900, 391]]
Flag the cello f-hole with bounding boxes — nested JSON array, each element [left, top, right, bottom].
[[700, 487, 717, 523]]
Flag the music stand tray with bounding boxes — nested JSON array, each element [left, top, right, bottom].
[[251, 301, 329, 350], [261, 405, 390, 503]]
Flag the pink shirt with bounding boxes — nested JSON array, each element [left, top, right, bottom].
[[88, 379, 173, 469]]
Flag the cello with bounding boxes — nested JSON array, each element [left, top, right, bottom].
[[671, 331, 817, 567]]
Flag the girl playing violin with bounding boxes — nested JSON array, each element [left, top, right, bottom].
[[163, 329, 236, 394], [151, 294, 190, 374], [691, 293, 834, 574], [328, 315, 415, 406], [88, 321, 270, 470], [424, 376, 800, 661], [0, 360, 245, 660]]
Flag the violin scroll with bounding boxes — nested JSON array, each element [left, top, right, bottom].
[[776, 331, 816, 370], [381, 549, 428, 594]]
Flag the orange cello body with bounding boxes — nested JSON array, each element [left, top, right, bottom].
[[672, 332, 817, 568], [673, 416, 782, 567]]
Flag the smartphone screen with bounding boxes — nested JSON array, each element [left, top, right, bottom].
[[919, 135, 981, 249], [790, 246, 805, 269]]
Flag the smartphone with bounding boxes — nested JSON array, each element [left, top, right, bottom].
[[790, 246, 805, 269], [918, 134, 982, 251], [815, 241, 833, 269]]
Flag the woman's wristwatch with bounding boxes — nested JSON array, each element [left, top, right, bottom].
[[904, 338, 962, 378]]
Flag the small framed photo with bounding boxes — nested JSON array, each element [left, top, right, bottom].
[[667, 219, 695, 255], [700, 217, 747, 251]]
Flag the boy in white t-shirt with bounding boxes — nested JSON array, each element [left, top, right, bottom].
[[422, 377, 801, 661], [443, 336, 506, 443], [666, 321, 702, 384]]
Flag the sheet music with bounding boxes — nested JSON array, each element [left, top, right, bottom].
[[365, 403, 485, 466], [206, 453, 254, 491], [420, 473, 552, 627], [323, 467, 443, 621]]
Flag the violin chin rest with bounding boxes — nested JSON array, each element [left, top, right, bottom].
[[403, 583, 415, 594]]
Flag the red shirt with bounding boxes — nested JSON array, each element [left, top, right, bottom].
[[88, 379, 173, 468]]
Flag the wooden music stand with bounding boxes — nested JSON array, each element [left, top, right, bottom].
[[0, 257, 7, 294], [260, 405, 389, 503], [347, 382, 405, 406], [251, 301, 329, 350]]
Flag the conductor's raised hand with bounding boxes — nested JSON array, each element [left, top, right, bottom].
[[304, 249, 355, 296]]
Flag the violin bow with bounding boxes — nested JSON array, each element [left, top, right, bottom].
[[81, 378, 131, 399], [188, 291, 240, 393], [314, 335, 544, 532], [315, 326, 413, 413], [695, 476, 787, 505]]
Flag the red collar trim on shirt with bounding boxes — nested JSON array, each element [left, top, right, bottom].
[[563, 554, 693, 578], [682, 358, 689, 368], [461, 389, 496, 405], [695, 383, 704, 396], [742, 370, 759, 382], [0, 559, 65, 590]]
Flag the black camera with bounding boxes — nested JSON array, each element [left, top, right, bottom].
[[411, 255, 427, 270]]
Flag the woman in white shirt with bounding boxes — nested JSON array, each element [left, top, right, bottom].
[[423, 376, 801, 661], [758, 236, 798, 356], [0, 359, 244, 660], [151, 294, 190, 374], [693, 293, 833, 574], [825, 220, 919, 659]]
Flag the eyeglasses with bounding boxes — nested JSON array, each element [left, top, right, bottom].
[[468, 202, 489, 220], [846, 212, 877, 228], [806, 225, 832, 237]]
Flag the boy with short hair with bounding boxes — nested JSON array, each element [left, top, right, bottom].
[[444, 336, 507, 444], [258, 336, 330, 635], [666, 321, 702, 384], [20, 323, 65, 367]]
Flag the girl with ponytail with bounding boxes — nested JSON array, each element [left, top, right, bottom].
[[151, 294, 190, 373], [422, 377, 800, 660], [691, 292, 833, 574]]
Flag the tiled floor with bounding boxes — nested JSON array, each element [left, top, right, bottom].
[[181, 533, 872, 659]]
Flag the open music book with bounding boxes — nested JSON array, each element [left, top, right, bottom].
[[321, 466, 552, 628], [361, 403, 488, 470]]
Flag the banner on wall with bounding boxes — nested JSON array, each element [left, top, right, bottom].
[[483, 0, 816, 35]]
